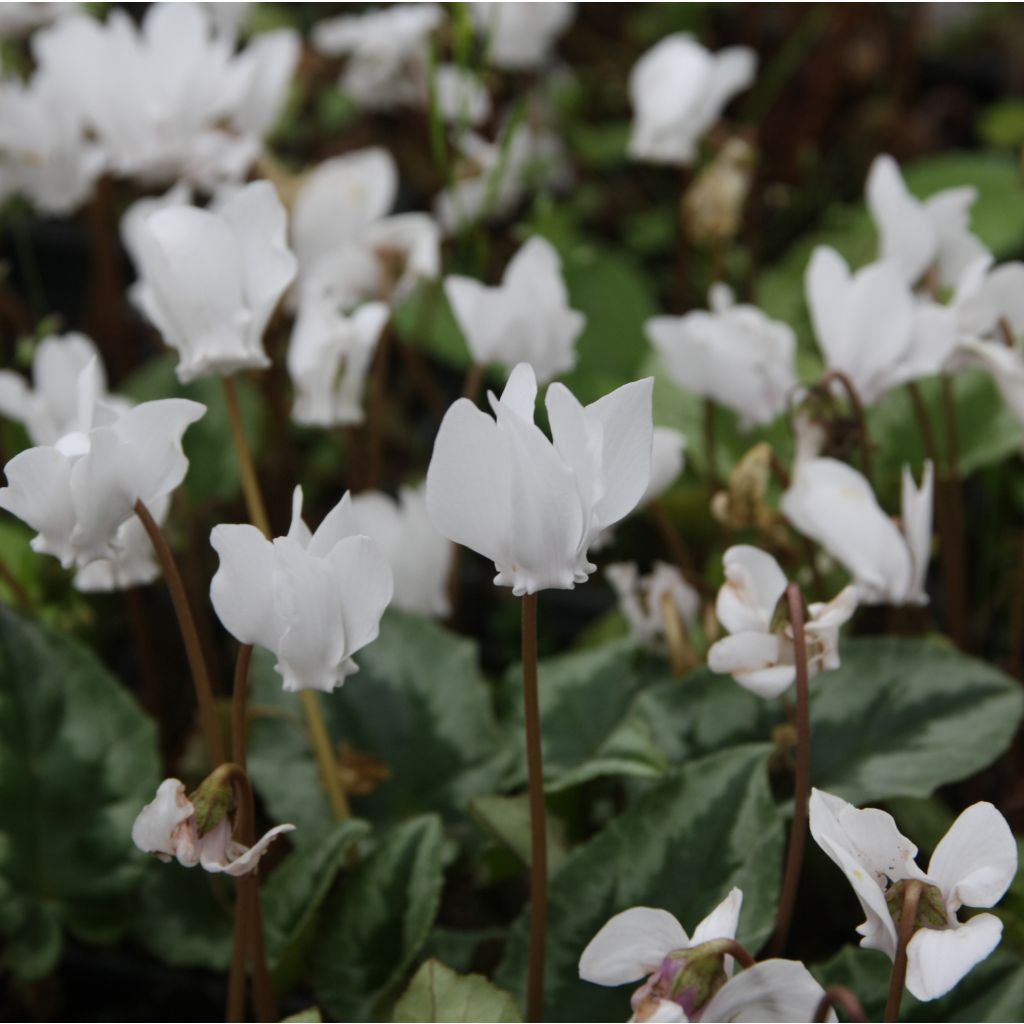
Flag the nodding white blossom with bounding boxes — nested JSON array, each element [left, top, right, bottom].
[[131, 180, 297, 383], [606, 561, 700, 652], [782, 432, 933, 606], [469, 2, 575, 71], [210, 487, 393, 693], [579, 890, 833, 1023], [312, 3, 443, 112], [349, 484, 452, 618], [0, 359, 204, 571], [33, 2, 299, 188], [707, 545, 857, 699], [132, 777, 294, 877], [866, 154, 989, 290], [426, 363, 653, 596], [444, 237, 585, 384], [810, 789, 1017, 1002], [0, 70, 104, 215], [641, 427, 687, 506], [805, 246, 957, 406], [647, 284, 797, 431], [628, 34, 756, 167]]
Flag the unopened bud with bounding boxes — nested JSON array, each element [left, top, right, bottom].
[[667, 939, 731, 1016], [189, 765, 237, 837]]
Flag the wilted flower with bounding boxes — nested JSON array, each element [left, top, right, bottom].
[[469, 2, 574, 70], [210, 486, 393, 693], [707, 545, 857, 699], [866, 154, 988, 290], [0, 360, 204, 571], [426, 363, 653, 595], [606, 561, 700, 652], [131, 180, 297, 383], [628, 34, 756, 166], [349, 484, 452, 618], [444, 237, 585, 384], [647, 284, 797, 430], [682, 136, 756, 248], [805, 246, 956, 405], [132, 777, 294, 877], [810, 788, 1017, 1001]]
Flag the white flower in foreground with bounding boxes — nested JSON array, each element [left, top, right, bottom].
[[579, 890, 832, 1022], [132, 777, 294, 877], [866, 153, 988, 289], [132, 180, 297, 383], [426, 363, 653, 595], [210, 486, 393, 693], [805, 247, 957, 405], [647, 284, 797, 430], [73, 493, 168, 593], [0, 360, 204, 570], [628, 34, 756, 166], [350, 484, 452, 617], [445, 237, 585, 383], [606, 561, 699, 652], [782, 453, 933, 606], [707, 545, 857, 699], [469, 2, 574, 71], [810, 789, 1017, 1001]]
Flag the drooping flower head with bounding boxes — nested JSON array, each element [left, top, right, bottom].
[[606, 561, 700, 654]]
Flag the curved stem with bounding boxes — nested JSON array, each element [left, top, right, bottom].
[[716, 939, 757, 971], [522, 593, 547, 1023], [820, 370, 872, 483], [816, 985, 868, 1023], [134, 499, 225, 765], [462, 362, 486, 403], [222, 376, 270, 538], [884, 880, 923, 1023], [227, 645, 252, 1022], [767, 583, 811, 956]]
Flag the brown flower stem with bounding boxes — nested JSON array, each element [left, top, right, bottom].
[[820, 370, 872, 483], [816, 985, 868, 1023], [649, 501, 707, 594], [462, 362, 486, 403], [716, 939, 757, 970], [227, 884, 250, 1022], [231, 644, 253, 774], [301, 689, 350, 820], [134, 499, 225, 765], [767, 583, 811, 956], [521, 593, 547, 1023], [998, 316, 1015, 348], [222, 376, 271, 538], [884, 879, 923, 1023], [247, 880, 276, 1023], [703, 398, 720, 490]]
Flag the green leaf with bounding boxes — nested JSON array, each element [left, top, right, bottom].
[[469, 795, 569, 873], [980, 100, 1024, 150], [282, 1009, 322, 1024], [808, 637, 1024, 805], [0, 607, 160, 978], [394, 959, 522, 1023], [263, 818, 371, 991], [497, 744, 785, 1022], [313, 815, 445, 1021], [248, 610, 504, 838]]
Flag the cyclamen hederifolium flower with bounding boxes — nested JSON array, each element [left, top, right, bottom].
[[579, 890, 834, 1022], [0, 357, 204, 572], [646, 284, 797, 430], [445, 237, 585, 384], [810, 789, 1018, 1001], [606, 561, 700, 653], [33, 2, 299, 189], [805, 247, 958, 406], [129, 180, 297, 384], [426, 363, 653, 595], [628, 33, 756, 166], [707, 545, 857, 699], [469, 2, 575, 71], [210, 487, 393, 693]]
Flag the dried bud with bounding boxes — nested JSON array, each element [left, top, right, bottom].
[[682, 137, 756, 248]]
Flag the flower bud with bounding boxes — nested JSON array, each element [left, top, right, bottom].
[[885, 879, 949, 931]]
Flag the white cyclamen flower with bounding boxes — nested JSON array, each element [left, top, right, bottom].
[[349, 484, 452, 618], [952, 255, 1024, 341], [606, 561, 700, 652], [0, 360, 204, 570], [445, 237, 585, 384], [707, 545, 857, 699], [132, 180, 297, 383], [132, 778, 294, 877], [469, 2, 574, 71], [210, 486, 393, 693], [647, 284, 797, 430], [628, 33, 756, 166], [866, 153, 988, 290], [782, 454, 933, 606], [806, 246, 958, 406], [810, 788, 1017, 1002], [0, 3, 77, 39], [426, 363, 653, 595], [579, 890, 833, 1022]]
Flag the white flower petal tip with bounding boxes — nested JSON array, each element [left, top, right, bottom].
[[579, 907, 688, 986]]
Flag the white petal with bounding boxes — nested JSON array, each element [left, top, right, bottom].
[[642, 427, 686, 505], [716, 545, 787, 634], [702, 959, 830, 1023], [131, 778, 194, 859], [905, 914, 1003, 1002], [900, 461, 933, 605], [308, 490, 362, 558], [327, 534, 394, 659], [0, 446, 75, 565], [578, 907, 688, 986], [866, 154, 936, 285], [708, 632, 783, 677], [200, 820, 296, 876], [209, 524, 281, 651], [498, 362, 538, 421], [690, 887, 743, 947]]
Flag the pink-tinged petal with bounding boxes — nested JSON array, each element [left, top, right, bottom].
[[927, 803, 1017, 913], [131, 778, 194, 860], [905, 914, 1003, 1002], [209, 523, 281, 651], [202, 822, 296, 877], [579, 907, 688, 986], [0, 445, 75, 565], [326, 534, 394, 659], [702, 959, 833, 1023], [866, 154, 936, 285], [717, 545, 787, 634]]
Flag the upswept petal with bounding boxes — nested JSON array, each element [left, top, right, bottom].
[[900, 461, 933, 604], [905, 913, 1003, 1002], [805, 247, 850, 372], [578, 907, 688, 986], [866, 154, 936, 285], [445, 274, 504, 365], [308, 490, 363, 559], [690, 887, 743, 947], [499, 362, 539, 421], [327, 534, 395, 660], [209, 523, 281, 651], [717, 545, 787, 634], [702, 959, 833, 1023]]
